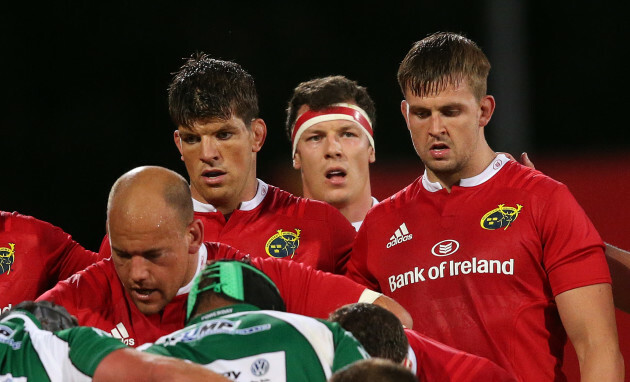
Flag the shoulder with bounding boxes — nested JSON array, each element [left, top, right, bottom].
[[497, 160, 565, 193], [203, 242, 249, 260], [56, 325, 118, 344], [366, 176, 424, 217], [256, 309, 338, 334], [38, 258, 117, 302], [68, 258, 117, 284], [1, 210, 66, 236], [1, 210, 36, 225]]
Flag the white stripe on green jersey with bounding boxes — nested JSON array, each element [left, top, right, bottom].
[[141, 304, 368, 381], [1, 311, 127, 382]]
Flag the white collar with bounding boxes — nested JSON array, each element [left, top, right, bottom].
[[422, 154, 509, 192], [176, 244, 208, 296], [351, 196, 379, 231], [192, 179, 269, 213]]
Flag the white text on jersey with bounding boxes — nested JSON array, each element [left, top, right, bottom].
[[389, 257, 514, 292], [387, 223, 413, 248]]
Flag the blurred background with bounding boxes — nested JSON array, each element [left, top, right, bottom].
[[2, 2, 628, 378], [2, 1, 627, 248]]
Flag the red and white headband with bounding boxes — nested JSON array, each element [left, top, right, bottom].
[[291, 103, 374, 157]]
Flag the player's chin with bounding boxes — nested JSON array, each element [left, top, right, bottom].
[[424, 157, 455, 170], [323, 191, 351, 207], [133, 297, 167, 316]]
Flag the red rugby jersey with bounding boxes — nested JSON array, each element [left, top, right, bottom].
[[405, 328, 516, 382], [1, 211, 105, 311], [346, 155, 611, 381], [38, 242, 366, 347], [99, 181, 356, 274]]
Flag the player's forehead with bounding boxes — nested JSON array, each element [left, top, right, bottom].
[[303, 119, 363, 135], [296, 101, 357, 116], [109, 201, 181, 242], [405, 82, 476, 109], [406, 80, 474, 102], [297, 101, 365, 133], [178, 115, 249, 134]]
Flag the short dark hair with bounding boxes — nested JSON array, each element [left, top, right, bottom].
[[329, 358, 418, 382], [329, 303, 408, 364], [285, 75, 376, 140], [0, 301, 78, 332], [397, 31, 491, 101], [168, 53, 259, 128]]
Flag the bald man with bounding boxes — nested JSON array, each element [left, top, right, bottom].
[[38, 166, 411, 346], [105, 166, 203, 316]]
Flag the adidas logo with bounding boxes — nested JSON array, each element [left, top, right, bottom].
[[387, 223, 413, 248], [110, 322, 135, 346]]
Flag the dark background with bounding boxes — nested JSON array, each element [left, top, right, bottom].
[[2, 1, 628, 250]]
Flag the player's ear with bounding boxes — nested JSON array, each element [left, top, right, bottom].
[[187, 219, 204, 254], [479, 95, 495, 128], [173, 130, 184, 160], [368, 145, 375, 164], [400, 100, 410, 127], [293, 152, 302, 170], [250, 118, 267, 153]]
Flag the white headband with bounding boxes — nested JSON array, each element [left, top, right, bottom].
[[291, 103, 374, 157]]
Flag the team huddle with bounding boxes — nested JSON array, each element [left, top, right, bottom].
[[1, 32, 625, 381]]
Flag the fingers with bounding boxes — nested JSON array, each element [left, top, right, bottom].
[[520, 152, 535, 169]]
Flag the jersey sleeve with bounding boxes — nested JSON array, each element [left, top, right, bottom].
[[36, 260, 112, 322], [344, 218, 381, 291], [3, 212, 105, 289], [55, 326, 128, 377], [45, 227, 106, 283], [324, 205, 357, 274], [251, 258, 366, 319], [538, 183, 611, 296], [36, 277, 80, 316], [405, 329, 517, 382]]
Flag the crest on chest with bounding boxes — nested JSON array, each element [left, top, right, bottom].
[[265, 229, 301, 258]]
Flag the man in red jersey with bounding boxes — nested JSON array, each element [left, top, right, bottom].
[[0, 211, 105, 312], [106, 54, 356, 275], [285, 76, 378, 230], [346, 32, 623, 381], [330, 303, 517, 382], [284, 75, 630, 321], [39, 166, 411, 347]]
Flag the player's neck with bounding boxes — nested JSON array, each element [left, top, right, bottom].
[[335, 188, 374, 224], [191, 176, 260, 216]]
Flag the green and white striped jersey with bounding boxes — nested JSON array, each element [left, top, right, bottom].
[[141, 304, 369, 381], [0, 311, 127, 382]]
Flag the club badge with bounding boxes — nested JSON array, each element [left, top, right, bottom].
[[265, 229, 301, 259]]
